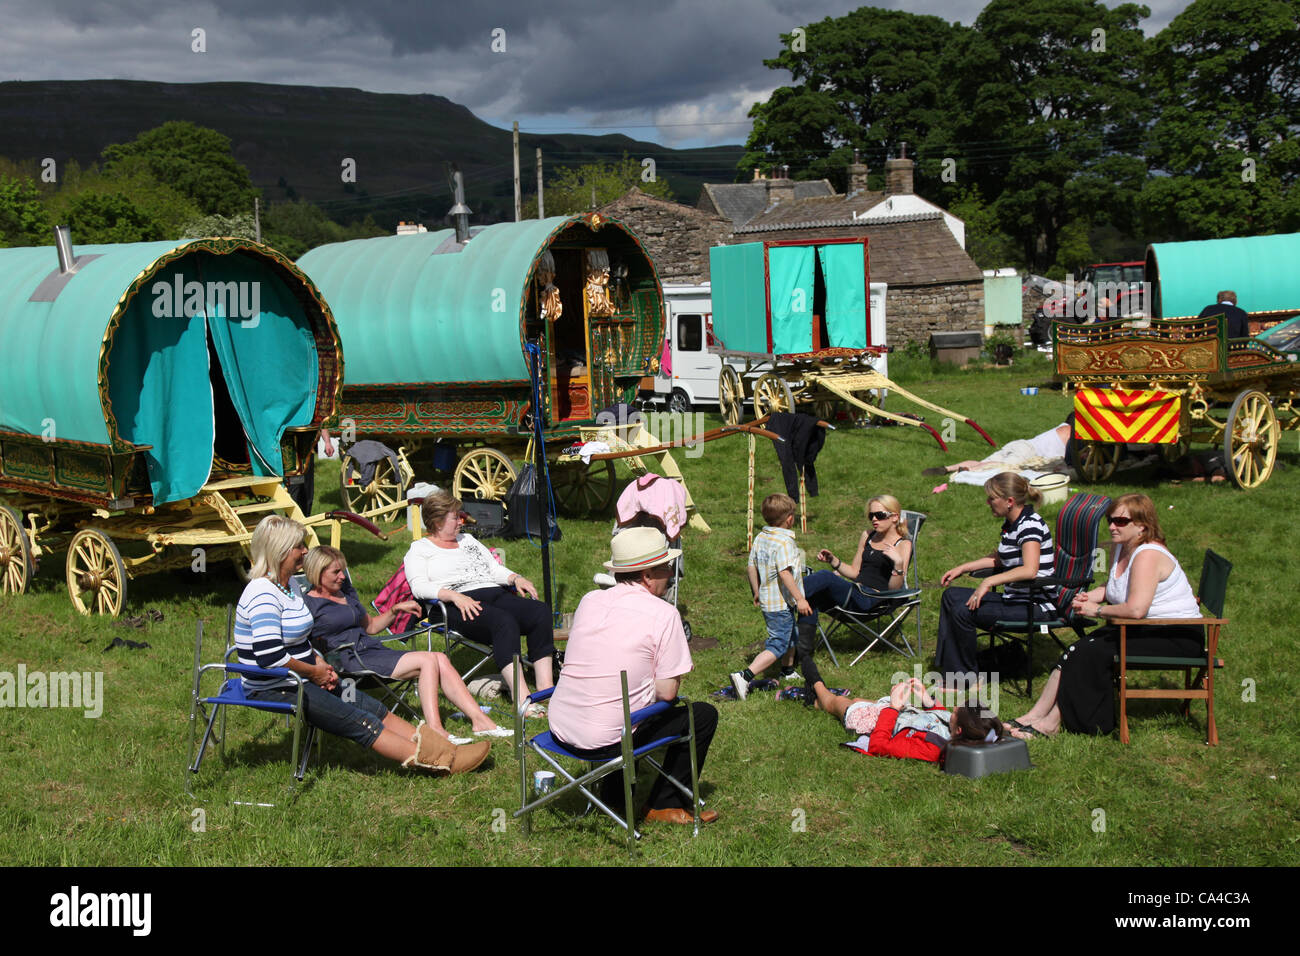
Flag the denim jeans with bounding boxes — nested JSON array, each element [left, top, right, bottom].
[[249, 681, 389, 748]]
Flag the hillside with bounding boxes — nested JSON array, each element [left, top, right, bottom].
[[0, 79, 743, 226]]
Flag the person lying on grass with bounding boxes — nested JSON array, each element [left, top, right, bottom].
[[804, 665, 1004, 763]]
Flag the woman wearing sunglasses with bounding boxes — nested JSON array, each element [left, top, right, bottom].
[[404, 491, 555, 711], [794, 494, 912, 677], [933, 472, 1057, 687], [1006, 493, 1203, 737]]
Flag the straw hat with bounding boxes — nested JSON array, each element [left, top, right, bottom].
[[603, 527, 681, 572]]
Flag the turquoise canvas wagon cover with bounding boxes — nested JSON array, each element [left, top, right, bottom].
[[0, 237, 341, 504], [710, 239, 871, 355], [1147, 232, 1300, 320]]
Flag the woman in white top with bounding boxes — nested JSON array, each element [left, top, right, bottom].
[[1006, 493, 1203, 737], [404, 491, 555, 710]]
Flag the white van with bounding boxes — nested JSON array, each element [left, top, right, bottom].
[[650, 283, 737, 412]]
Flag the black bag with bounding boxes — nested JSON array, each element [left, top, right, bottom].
[[503, 464, 561, 542], [461, 499, 508, 538]]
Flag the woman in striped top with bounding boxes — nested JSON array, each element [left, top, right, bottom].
[[933, 472, 1057, 686], [234, 515, 489, 775]]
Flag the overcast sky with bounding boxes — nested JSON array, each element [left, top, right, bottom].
[[1, 0, 1192, 149]]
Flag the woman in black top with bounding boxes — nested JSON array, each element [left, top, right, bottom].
[[795, 495, 912, 673]]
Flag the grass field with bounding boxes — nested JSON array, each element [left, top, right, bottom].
[[2, 351, 1296, 867]]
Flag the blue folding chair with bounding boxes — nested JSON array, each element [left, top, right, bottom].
[[512, 660, 703, 853], [185, 614, 317, 805]]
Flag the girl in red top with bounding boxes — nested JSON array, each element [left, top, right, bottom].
[[808, 676, 1005, 762]]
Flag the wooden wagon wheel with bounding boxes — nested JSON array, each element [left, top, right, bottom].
[[453, 448, 517, 502], [753, 373, 796, 419], [718, 366, 744, 426], [552, 459, 617, 517], [340, 452, 407, 525], [66, 528, 127, 617], [1223, 390, 1279, 489], [813, 398, 839, 424], [1072, 440, 1122, 484], [0, 504, 33, 596]]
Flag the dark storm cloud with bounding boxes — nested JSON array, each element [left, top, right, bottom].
[[8, 0, 1194, 145]]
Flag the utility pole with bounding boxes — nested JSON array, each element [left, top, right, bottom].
[[536, 148, 544, 219], [254, 197, 261, 243], [513, 121, 521, 222]]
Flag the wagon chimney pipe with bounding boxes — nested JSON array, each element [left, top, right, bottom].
[[448, 170, 472, 244], [54, 225, 77, 274]]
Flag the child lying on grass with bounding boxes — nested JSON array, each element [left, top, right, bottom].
[[805, 667, 1004, 763]]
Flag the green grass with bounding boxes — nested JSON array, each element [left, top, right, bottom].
[[2, 351, 1297, 866]]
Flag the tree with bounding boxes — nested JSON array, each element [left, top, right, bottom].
[[0, 175, 50, 247], [935, 0, 1151, 271], [741, 8, 960, 188], [523, 154, 673, 218], [42, 159, 200, 243], [262, 200, 385, 259], [1140, 0, 1300, 240], [101, 122, 258, 217]]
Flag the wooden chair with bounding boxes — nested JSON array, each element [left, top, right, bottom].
[[1114, 549, 1230, 745]]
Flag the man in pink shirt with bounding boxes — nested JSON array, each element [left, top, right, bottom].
[[548, 527, 718, 825]]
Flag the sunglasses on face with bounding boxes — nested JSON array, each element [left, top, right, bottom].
[[867, 511, 893, 521], [1107, 515, 1133, 527]]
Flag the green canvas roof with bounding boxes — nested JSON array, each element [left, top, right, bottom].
[[298, 216, 622, 387], [1147, 233, 1300, 319], [0, 237, 339, 503]]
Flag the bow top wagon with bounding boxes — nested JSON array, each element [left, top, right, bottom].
[[0, 232, 342, 614], [296, 212, 665, 518]]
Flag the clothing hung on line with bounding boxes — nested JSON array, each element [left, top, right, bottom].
[[767, 412, 827, 499]]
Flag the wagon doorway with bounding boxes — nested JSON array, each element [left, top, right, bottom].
[[547, 247, 593, 421]]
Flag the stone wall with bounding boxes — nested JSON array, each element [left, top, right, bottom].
[[887, 281, 985, 344], [599, 189, 731, 285]]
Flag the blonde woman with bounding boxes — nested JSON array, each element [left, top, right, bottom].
[[794, 494, 912, 677], [233, 515, 489, 774], [404, 491, 555, 709], [303, 546, 510, 741]]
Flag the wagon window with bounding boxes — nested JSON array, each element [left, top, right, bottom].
[[678, 314, 703, 352]]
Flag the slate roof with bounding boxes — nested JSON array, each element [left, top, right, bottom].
[[698, 180, 835, 227]]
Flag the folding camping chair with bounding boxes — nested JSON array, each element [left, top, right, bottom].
[[1115, 549, 1231, 745], [513, 661, 704, 853], [186, 614, 317, 804], [288, 573, 434, 723], [974, 492, 1111, 696], [818, 509, 927, 664]]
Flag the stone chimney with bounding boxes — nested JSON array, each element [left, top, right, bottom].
[[766, 164, 795, 205], [847, 149, 869, 195], [884, 143, 914, 196]]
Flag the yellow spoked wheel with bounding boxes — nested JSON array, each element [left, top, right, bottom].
[[66, 528, 127, 617], [1223, 390, 1278, 489], [340, 452, 407, 525], [718, 366, 744, 426], [1072, 440, 1122, 483], [552, 459, 617, 517], [0, 504, 33, 596], [753, 373, 796, 419], [453, 448, 517, 502], [813, 398, 840, 424]]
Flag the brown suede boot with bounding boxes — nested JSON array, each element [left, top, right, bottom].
[[404, 724, 490, 775]]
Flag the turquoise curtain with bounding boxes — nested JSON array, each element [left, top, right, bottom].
[[201, 253, 318, 476], [769, 245, 814, 354], [105, 260, 215, 503], [817, 243, 868, 349]]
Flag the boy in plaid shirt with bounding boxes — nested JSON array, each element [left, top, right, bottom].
[[731, 494, 810, 699]]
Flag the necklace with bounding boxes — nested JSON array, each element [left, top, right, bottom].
[[273, 578, 294, 597]]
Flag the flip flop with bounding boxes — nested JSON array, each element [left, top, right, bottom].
[[1006, 718, 1029, 730], [1017, 725, 1054, 739]]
